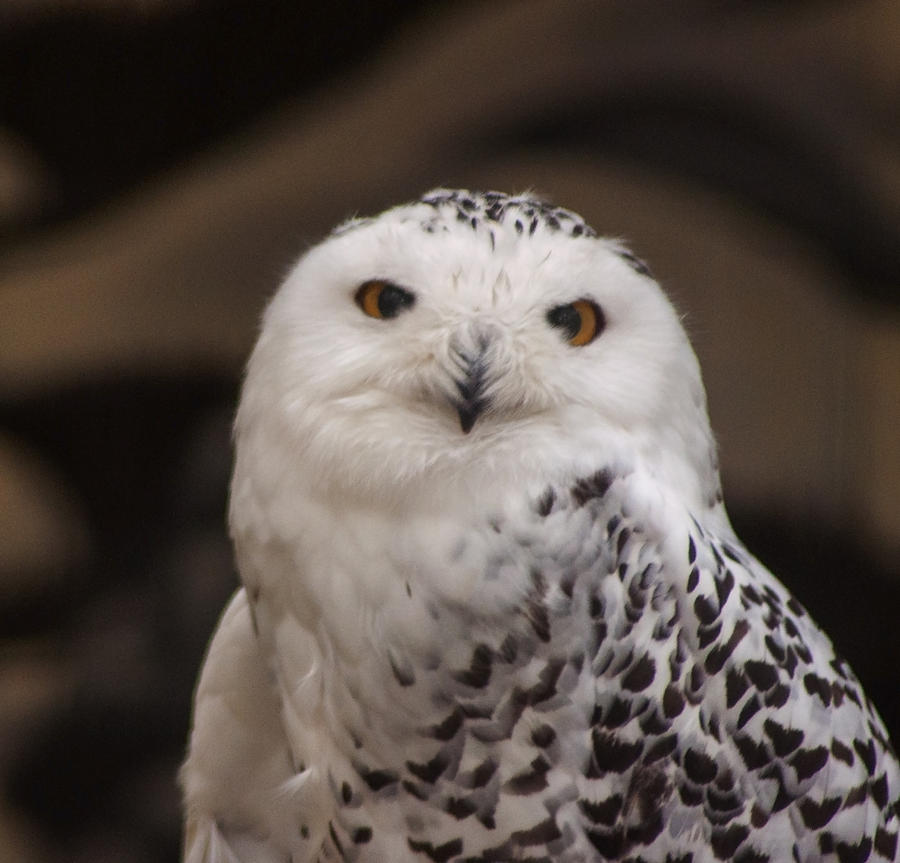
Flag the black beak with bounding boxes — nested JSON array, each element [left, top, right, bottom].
[[453, 354, 489, 434], [456, 398, 483, 434]]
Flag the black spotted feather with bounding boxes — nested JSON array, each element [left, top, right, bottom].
[[321, 467, 900, 862]]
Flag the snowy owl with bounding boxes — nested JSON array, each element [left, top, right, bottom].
[[181, 190, 899, 862]]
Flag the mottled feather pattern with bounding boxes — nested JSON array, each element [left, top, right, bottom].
[[303, 468, 899, 862], [181, 190, 899, 863]]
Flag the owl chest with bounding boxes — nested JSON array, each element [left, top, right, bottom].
[[298, 506, 683, 862], [254, 477, 709, 860], [263, 481, 653, 734]]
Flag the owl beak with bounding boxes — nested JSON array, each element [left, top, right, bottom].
[[456, 393, 485, 434], [452, 351, 489, 434]]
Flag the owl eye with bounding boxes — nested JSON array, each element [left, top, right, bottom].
[[355, 280, 415, 319], [547, 299, 604, 346]]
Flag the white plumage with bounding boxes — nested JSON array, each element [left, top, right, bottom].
[[181, 190, 899, 862]]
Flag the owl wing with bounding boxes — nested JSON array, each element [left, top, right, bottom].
[[634, 503, 900, 861], [180, 589, 331, 863], [538, 470, 899, 861]]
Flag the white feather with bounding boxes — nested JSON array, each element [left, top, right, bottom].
[[181, 191, 898, 862]]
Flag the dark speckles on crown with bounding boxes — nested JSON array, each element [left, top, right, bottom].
[[337, 190, 659, 279], [614, 246, 653, 277], [418, 189, 599, 243]]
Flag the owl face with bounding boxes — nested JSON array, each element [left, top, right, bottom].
[[234, 192, 717, 512]]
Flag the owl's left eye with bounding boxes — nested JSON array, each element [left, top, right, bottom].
[[355, 280, 416, 319], [547, 299, 604, 346]]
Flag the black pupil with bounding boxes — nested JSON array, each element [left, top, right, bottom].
[[377, 283, 415, 318], [547, 304, 583, 340]]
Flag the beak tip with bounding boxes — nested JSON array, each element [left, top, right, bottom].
[[457, 405, 478, 434], [452, 348, 490, 434]]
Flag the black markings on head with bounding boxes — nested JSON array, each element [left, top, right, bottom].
[[613, 246, 653, 277], [417, 189, 598, 243]]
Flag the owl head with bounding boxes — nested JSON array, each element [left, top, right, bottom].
[[231, 190, 721, 522]]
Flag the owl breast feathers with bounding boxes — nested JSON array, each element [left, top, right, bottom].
[[180, 190, 899, 863]]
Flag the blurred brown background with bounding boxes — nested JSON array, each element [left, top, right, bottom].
[[1, 1, 898, 861]]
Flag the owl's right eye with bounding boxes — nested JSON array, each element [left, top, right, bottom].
[[547, 299, 604, 346], [355, 280, 416, 319]]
